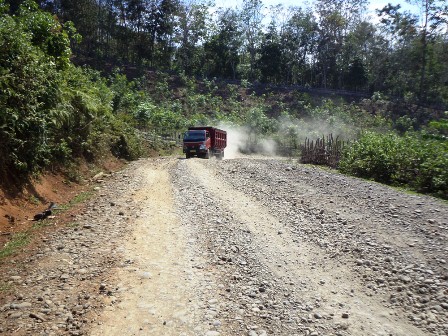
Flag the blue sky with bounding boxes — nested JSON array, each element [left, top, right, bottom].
[[213, 0, 420, 17]]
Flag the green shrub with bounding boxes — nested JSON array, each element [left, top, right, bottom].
[[17, 0, 77, 69], [0, 12, 61, 177], [413, 140, 448, 196], [339, 131, 448, 199], [110, 118, 144, 160], [0, 5, 145, 184]]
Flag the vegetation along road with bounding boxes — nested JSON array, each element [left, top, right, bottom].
[[1, 156, 447, 336]]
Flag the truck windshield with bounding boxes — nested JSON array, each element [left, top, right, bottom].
[[184, 131, 206, 142]]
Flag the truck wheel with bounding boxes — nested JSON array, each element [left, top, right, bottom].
[[186, 153, 191, 159]]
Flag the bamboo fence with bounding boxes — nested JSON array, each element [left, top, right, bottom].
[[299, 134, 346, 168]]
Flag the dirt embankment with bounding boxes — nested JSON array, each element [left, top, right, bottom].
[[0, 159, 126, 248], [0, 156, 447, 336]]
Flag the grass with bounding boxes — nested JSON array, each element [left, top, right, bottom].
[[32, 220, 52, 229], [67, 222, 80, 228], [56, 190, 94, 211], [28, 195, 39, 205], [65, 162, 83, 183], [0, 281, 12, 292], [0, 232, 31, 259], [72, 190, 94, 204], [390, 185, 448, 203]]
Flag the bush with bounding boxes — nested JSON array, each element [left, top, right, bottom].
[[0, 5, 145, 185], [339, 131, 448, 199], [0, 12, 61, 177]]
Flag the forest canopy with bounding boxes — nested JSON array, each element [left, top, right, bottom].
[[4, 0, 445, 109], [1, 0, 447, 198]]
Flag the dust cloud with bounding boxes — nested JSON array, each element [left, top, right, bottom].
[[218, 124, 245, 159], [278, 115, 354, 144], [216, 115, 355, 160], [217, 123, 277, 159]]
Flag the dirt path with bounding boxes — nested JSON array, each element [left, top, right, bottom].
[[185, 159, 425, 336], [1, 156, 447, 336], [90, 159, 206, 335]]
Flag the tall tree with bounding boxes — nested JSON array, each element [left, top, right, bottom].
[[341, 21, 376, 90], [281, 7, 318, 85], [175, 0, 209, 74], [257, 22, 282, 83], [314, 0, 368, 88], [154, 0, 179, 68], [58, 0, 98, 57], [239, 0, 264, 80], [407, 0, 448, 103], [203, 8, 241, 79]]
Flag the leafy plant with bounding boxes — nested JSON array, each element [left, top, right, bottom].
[[339, 131, 448, 198], [0, 10, 60, 178]]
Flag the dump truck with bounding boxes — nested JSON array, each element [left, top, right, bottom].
[[183, 126, 227, 159]]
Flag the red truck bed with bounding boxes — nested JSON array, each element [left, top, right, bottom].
[[188, 126, 227, 149], [184, 126, 227, 159]]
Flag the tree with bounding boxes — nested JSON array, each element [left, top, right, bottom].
[[376, 4, 419, 97], [57, 0, 98, 57], [203, 8, 241, 79], [0, 2, 65, 178], [406, 0, 448, 102], [314, 0, 368, 88], [152, 0, 179, 68], [280, 7, 318, 85], [340, 21, 378, 90], [344, 57, 367, 90], [257, 22, 282, 83], [376, 1, 448, 107], [239, 0, 264, 80], [17, 0, 77, 68], [175, 0, 208, 74]]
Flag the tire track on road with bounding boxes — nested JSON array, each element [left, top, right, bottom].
[[185, 159, 427, 336], [90, 158, 207, 336]]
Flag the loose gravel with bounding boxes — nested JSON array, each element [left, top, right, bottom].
[[0, 156, 446, 336], [0, 161, 143, 335], [201, 158, 448, 335]]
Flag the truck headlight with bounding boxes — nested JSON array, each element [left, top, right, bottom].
[[199, 144, 206, 150]]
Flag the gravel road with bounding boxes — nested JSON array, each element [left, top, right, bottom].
[[0, 156, 447, 336]]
